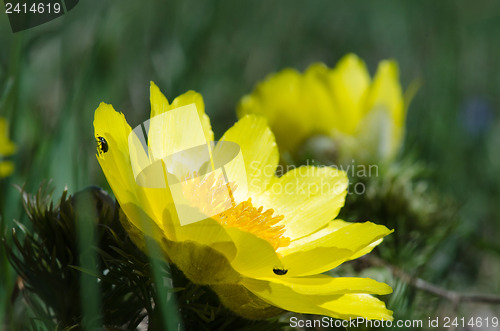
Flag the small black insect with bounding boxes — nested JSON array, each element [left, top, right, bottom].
[[273, 268, 288, 275], [97, 136, 108, 154]]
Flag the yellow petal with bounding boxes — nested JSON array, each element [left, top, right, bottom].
[[219, 115, 279, 197], [147, 103, 208, 167], [365, 60, 404, 125], [163, 235, 240, 285], [328, 54, 371, 134], [237, 69, 313, 153], [348, 238, 384, 261], [362, 60, 404, 160], [224, 227, 284, 279], [253, 274, 392, 296], [302, 63, 338, 134], [0, 161, 14, 177], [150, 82, 214, 144], [255, 166, 348, 240], [93, 103, 172, 238], [353, 107, 396, 163], [94, 102, 134, 196], [242, 278, 393, 320], [320, 293, 393, 320], [170, 218, 235, 252], [94, 104, 152, 231], [238, 69, 300, 122], [0, 118, 16, 156], [285, 219, 351, 248], [278, 222, 393, 276], [284, 220, 385, 260], [170, 90, 214, 143], [150, 81, 170, 118]]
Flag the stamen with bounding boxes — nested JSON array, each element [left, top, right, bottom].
[[180, 172, 290, 250], [215, 198, 290, 251]]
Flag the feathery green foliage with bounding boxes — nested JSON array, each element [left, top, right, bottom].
[[2, 185, 289, 330]]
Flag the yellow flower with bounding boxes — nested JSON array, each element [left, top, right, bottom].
[[238, 54, 409, 165], [93, 82, 394, 320], [0, 117, 16, 178]]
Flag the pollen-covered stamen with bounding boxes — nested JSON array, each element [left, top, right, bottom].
[[216, 198, 290, 251], [180, 172, 290, 251]]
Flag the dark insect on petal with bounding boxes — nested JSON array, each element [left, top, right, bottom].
[[273, 268, 288, 275], [97, 136, 108, 154]]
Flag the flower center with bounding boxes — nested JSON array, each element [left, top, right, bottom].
[[181, 172, 290, 250], [215, 198, 290, 251]]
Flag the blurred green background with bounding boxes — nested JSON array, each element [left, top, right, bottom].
[[1, 0, 500, 329]]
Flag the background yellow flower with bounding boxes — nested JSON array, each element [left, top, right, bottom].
[[238, 54, 409, 165], [0, 117, 16, 178]]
